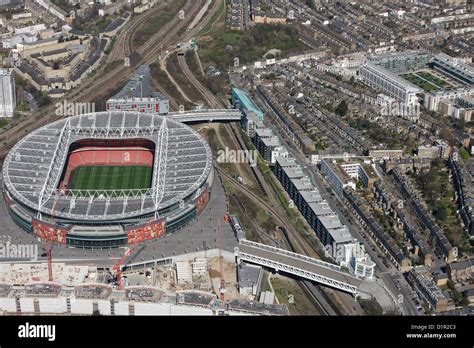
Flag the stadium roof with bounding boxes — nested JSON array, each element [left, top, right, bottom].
[[3, 112, 213, 222]]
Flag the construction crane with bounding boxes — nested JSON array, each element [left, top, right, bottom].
[[111, 247, 132, 290], [46, 240, 53, 282], [44, 194, 61, 282], [216, 217, 226, 308]]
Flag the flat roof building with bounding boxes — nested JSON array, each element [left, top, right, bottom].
[[0, 69, 16, 118], [232, 88, 264, 119], [369, 50, 431, 75], [360, 62, 422, 106], [431, 53, 474, 85], [106, 65, 169, 115]]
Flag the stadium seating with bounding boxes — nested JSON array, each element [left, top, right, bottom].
[[61, 147, 154, 188]]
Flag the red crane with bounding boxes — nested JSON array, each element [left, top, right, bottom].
[[45, 194, 61, 282], [111, 247, 132, 290], [46, 241, 53, 282], [217, 217, 226, 304]]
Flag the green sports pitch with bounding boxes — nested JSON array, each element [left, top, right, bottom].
[[70, 165, 153, 191]]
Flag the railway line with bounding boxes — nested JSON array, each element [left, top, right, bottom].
[[218, 169, 317, 259], [0, 0, 207, 161], [109, 1, 169, 61], [220, 168, 344, 315], [174, 30, 355, 314], [177, 49, 270, 197]]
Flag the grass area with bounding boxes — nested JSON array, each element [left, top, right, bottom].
[[197, 0, 226, 37], [199, 24, 307, 72], [150, 62, 194, 110], [0, 118, 11, 128], [198, 10, 308, 72], [132, 0, 186, 48], [402, 73, 439, 92], [270, 277, 320, 315], [358, 297, 384, 316], [103, 60, 122, 74], [459, 148, 470, 161], [70, 165, 152, 191], [186, 50, 202, 76], [417, 71, 451, 88]]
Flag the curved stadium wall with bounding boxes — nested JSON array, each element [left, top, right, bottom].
[[2, 112, 214, 248]]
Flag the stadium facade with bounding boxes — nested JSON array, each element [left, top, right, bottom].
[[2, 111, 214, 248]]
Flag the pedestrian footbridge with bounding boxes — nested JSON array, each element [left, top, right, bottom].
[[237, 239, 362, 295], [169, 109, 242, 123]]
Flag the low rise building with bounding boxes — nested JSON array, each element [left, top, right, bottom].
[[447, 259, 474, 283], [407, 266, 455, 313], [237, 263, 263, 298], [320, 157, 378, 194], [106, 65, 169, 114]]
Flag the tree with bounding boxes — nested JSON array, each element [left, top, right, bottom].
[[335, 100, 348, 116], [306, 0, 316, 10]]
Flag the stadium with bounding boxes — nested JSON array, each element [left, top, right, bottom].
[[2, 111, 214, 248]]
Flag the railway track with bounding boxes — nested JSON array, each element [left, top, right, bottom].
[[109, 2, 169, 61], [177, 46, 270, 196], [166, 0, 352, 314], [0, 0, 205, 161], [218, 168, 318, 258], [299, 280, 340, 316], [220, 168, 342, 315]]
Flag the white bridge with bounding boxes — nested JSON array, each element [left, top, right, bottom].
[[237, 240, 362, 295], [168, 109, 242, 123]]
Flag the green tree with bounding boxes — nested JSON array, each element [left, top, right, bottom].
[[306, 0, 316, 10], [335, 100, 348, 116]]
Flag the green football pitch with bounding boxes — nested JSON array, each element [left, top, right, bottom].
[[70, 166, 153, 191]]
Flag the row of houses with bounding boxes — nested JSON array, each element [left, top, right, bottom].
[[406, 266, 455, 313], [448, 155, 474, 238], [373, 180, 432, 262], [342, 187, 410, 271], [391, 168, 456, 262], [273, 157, 375, 278]]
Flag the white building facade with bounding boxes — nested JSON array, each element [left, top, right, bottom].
[[0, 68, 16, 118], [359, 62, 422, 106]]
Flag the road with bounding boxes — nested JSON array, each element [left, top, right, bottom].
[[263, 115, 420, 315]]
